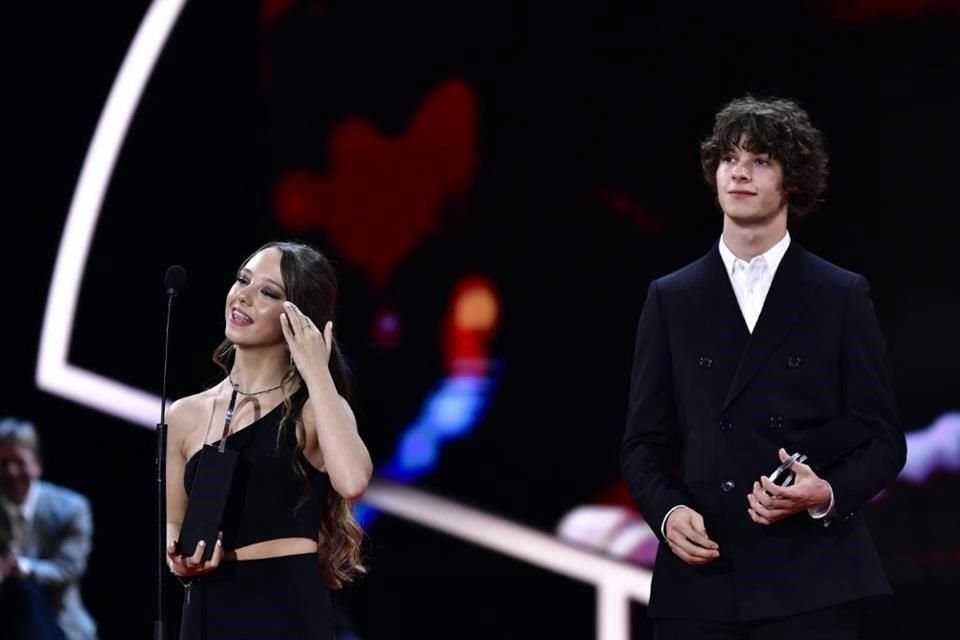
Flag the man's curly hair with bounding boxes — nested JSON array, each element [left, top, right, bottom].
[[700, 95, 829, 220]]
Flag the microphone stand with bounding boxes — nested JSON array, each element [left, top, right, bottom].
[[155, 282, 178, 640]]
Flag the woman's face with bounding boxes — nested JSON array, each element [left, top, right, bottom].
[[224, 247, 288, 348]]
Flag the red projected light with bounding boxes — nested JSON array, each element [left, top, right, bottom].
[[273, 80, 478, 285], [444, 277, 500, 375]]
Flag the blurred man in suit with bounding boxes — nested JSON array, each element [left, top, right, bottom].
[[621, 95, 906, 639], [0, 417, 96, 640]]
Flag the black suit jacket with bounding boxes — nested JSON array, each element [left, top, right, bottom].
[[621, 241, 906, 621]]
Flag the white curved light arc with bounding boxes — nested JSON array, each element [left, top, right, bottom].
[[35, 0, 187, 428], [363, 481, 651, 638]]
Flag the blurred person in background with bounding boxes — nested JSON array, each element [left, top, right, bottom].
[[0, 416, 96, 640]]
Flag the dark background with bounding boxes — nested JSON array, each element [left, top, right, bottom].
[[4, 1, 958, 638]]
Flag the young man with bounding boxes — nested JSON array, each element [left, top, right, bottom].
[[621, 96, 906, 638], [0, 417, 97, 640]]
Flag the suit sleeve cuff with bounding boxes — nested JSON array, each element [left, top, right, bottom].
[[17, 556, 33, 578], [661, 505, 688, 540], [808, 481, 835, 521]]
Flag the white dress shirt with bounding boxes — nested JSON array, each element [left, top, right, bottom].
[[718, 231, 791, 333], [660, 232, 833, 540]]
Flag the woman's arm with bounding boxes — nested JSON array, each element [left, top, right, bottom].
[[164, 396, 224, 575], [165, 398, 190, 548], [281, 301, 372, 499], [303, 384, 372, 500]]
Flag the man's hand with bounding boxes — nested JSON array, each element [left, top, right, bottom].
[[664, 507, 720, 566], [748, 448, 832, 525]]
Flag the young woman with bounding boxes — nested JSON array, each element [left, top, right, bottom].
[[165, 241, 372, 639]]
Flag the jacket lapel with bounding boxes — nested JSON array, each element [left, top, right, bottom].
[[24, 483, 52, 557], [721, 243, 820, 412], [693, 244, 751, 346], [689, 245, 751, 409]]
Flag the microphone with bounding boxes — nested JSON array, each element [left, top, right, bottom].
[[165, 264, 186, 296], [156, 264, 185, 640]]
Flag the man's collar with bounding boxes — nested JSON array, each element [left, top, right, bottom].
[[718, 231, 791, 276], [2, 481, 40, 522]]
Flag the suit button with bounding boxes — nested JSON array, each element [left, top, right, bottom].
[[721, 480, 736, 493], [769, 415, 783, 428], [720, 418, 732, 431]]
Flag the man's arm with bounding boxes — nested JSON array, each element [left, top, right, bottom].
[[819, 275, 907, 520], [621, 281, 693, 534], [23, 495, 93, 588]]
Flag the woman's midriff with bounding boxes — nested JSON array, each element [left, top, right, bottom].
[[223, 537, 318, 562]]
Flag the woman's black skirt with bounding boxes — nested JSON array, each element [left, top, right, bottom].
[[178, 553, 334, 640]]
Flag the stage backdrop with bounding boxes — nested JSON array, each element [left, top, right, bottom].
[[6, 1, 958, 638]]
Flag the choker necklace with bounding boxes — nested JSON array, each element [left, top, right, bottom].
[[228, 373, 283, 396]]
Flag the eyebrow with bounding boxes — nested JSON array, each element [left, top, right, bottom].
[[239, 268, 286, 293], [724, 147, 771, 158]]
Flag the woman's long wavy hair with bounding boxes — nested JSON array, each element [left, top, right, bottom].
[[213, 241, 365, 589]]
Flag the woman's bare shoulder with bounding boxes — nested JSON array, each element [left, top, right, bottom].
[[168, 385, 223, 433]]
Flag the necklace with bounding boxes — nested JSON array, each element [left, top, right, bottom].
[[217, 374, 284, 449], [228, 373, 283, 396]]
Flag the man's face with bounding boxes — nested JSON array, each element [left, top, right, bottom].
[[715, 137, 788, 225], [0, 442, 42, 505]]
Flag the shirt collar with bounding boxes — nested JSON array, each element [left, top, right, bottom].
[[718, 230, 791, 277], [2, 481, 40, 523]]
